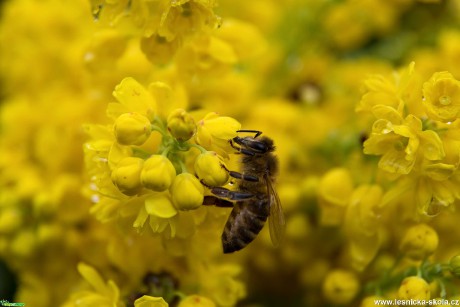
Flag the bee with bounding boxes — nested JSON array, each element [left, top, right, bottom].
[[203, 130, 285, 253]]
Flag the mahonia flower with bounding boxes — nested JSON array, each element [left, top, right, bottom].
[[195, 112, 241, 155], [167, 109, 197, 141], [423, 71, 460, 122], [398, 276, 430, 300], [357, 62, 423, 116], [91, 0, 220, 40], [175, 34, 238, 78], [344, 184, 383, 271], [399, 223, 439, 260], [62, 263, 125, 307], [317, 168, 354, 226], [170, 173, 204, 211], [194, 151, 229, 187], [111, 157, 144, 195], [108, 77, 158, 121], [363, 105, 444, 174], [114, 112, 152, 146], [322, 269, 360, 305], [84, 77, 244, 245], [141, 155, 177, 192], [134, 295, 168, 307]]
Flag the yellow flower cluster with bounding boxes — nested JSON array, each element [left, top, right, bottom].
[[1, 0, 460, 306]]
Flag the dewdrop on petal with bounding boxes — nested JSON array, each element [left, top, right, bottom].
[[398, 276, 430, 300], [399, 224, 438, 260], [322, 269, 360, 305], [114, 112, 152, 146], [111, 157, 144, 195], [171, 173, 204, 211], [167, 108, 196, 141], [194, 151, 229, 187], [141, 155, 177, 192]]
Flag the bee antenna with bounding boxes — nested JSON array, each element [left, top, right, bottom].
[[236, 130, 263, 138]]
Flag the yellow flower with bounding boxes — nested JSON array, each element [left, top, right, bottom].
[[170, 173, 204, 211], [134, 295, 168, 307], [167, 108, 197, 141], [140, 35, 181, 66], [423, 71, 460, 122], [158, 0, 220, 42], [398, 276, 430, 300], [400, 224, 439, 260], [133, 193, 179, 235], [322, 269, 360, 305], [215, 19, 266, 61], [63, 263, 125, 307], [194, 151, 229, 187], [111, 157, 144, 196], [358, 62, 424, 116], [178, 295, 216, 307], [84, 29, 127, 72], [109, 77, 157, 122], [141, 155, 177, 192], [114, 112, 152, 146], [175, 35, 237, 78], [363, 105, 444, 174], [318, 168, 354, 226], [195, 112, 241, 155], [344, 184, 383, 271], [199, 264, 246, 306]]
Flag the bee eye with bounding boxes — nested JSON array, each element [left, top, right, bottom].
[[249, 141, 268, 153]]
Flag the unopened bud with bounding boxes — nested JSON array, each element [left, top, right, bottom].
[[114, 112, 152, 146], [167, 109, 196, 141], [111, 157, 144, 195], [141, 155, 177, 191]]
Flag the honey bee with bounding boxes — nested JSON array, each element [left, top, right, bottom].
[[203, 130, 285, 253]]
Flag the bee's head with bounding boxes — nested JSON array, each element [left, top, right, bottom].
[[257, 136, 275, 153]]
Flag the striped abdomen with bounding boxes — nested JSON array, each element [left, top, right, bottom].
[[222, 195, 270, 253]]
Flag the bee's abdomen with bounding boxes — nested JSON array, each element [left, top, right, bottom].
[[222, 199, 269, 253]]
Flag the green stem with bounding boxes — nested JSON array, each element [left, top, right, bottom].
[[189, 143, 207, 153], [178, 159, 188, 173]]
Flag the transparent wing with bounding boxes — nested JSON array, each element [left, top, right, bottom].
[[266, 175, 285, 247]]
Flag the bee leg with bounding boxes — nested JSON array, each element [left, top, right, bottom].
[[220, 164, 259, 182], [211, 187, 254, 200], [203, 196, 234, 208], [229, 139, 256, 156], [236, 129, 263, 138]]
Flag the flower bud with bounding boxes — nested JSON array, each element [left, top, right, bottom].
[[318, 168, 354, 226], [195, 112, 241, 151], [134, 295, 168, 307], [111, 157, 144, 195], [398, 276, 430, 300], [178, 295, 216, 307], [167, 109, 196, 141], [114, 112, 152, 146], [449, 254, 460, 278], [194, 151, 229, 187], [171, 173, 204, 211], [322, 270, 359, 305], [141, 155, 177, 191], [399, 224, 438, 260]]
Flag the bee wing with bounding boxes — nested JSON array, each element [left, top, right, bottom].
[[266, 175, 285, 247]]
